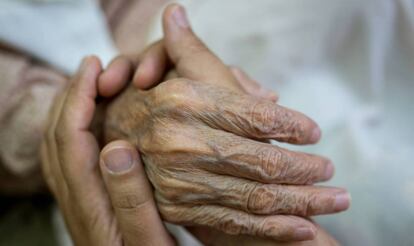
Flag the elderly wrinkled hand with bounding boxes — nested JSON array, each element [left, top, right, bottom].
[[40, 57, 174, 246], [103, 4, 350, 242]]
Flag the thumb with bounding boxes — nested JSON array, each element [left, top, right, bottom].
[[162, 4, 243, 92], [100, 140, 174, 246]]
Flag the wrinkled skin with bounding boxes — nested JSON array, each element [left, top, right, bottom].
[[188, 225, 339, 246], [40, 56, 338, 246], [104, 78, 348, 241], [41, 57, 175, 246], [40, 3, 348, 245], [102, 3, 349, 243]]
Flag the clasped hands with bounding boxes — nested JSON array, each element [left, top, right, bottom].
[[41, 4, 349, 246]]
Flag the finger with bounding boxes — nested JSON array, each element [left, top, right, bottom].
[[214, 97, 320, 144], [98, 56, 133, 97], [234, 184, 350, 216], [187, 223, 339, 246], [185, 82, 320, 144], [52, 58, 123, 245], [55, 56, 103, 190], [199, 131, 333, 184], [161, 124, 331, 185], [158, 203, 317, 242], [162, 4, 243, 92], [157, 172, 350, 216], [57, 56, 101, 133], [100, 140, 174, 246], [43, 87, 71, 197], [229, 66, 278, 102], [133, 40, 170, 89]]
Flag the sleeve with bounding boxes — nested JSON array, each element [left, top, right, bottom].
[[0, 48, 67, 194]]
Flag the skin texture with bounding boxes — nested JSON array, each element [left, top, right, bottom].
[[41, 57, 174, 246], [104, 78, 345, 241], [40, 56, 339, 246], [98, 49, 340, 245], [103, 4, 350, 242], [188, 225, 339, 246], [41, 3, 349, 245]]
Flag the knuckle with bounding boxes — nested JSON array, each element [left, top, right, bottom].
[[276, 110, 308, 143], [249, 101, 278, 136], [247, 185, 311, 216], [257, 148, 319, 185], [256, 147, 286, 181], [246, 184, 276, 214], [152, 79, 199, 114], [113, 193, 144, 209], [261, 216, 313, 240], [249, 101, 309, 143], [154, 78, 193, 99], [292, 155, 323, 184], [260, 217, 286, 239], [300, 193, 318, 215], [216, 212, 251, 236], [268, 188, 315, 216], [288, 120, 307, 143], [141, 125, 197, 161]]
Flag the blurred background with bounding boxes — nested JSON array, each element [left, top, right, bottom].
[[1, 0, 413, 245]]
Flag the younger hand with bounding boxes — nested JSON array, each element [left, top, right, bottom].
[[41, 57, 174, 246]]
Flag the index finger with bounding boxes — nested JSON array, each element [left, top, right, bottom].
[[55, 56, 103, 189]]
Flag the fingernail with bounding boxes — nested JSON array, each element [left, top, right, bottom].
[[293, 227, 316, 240], [309, 127, 321, 143], [324, 161, 335, 180], [172, 5, 189, 28], [334, 192, 351, 211], [103, 148, 134, 173]]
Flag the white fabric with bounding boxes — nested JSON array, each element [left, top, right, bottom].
[[0, 0, 118, 74], [148, 0, 414, 245]]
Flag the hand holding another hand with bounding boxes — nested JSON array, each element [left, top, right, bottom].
[[103, 4, 350, 242], [41, 4, 349, 245], [41, 57, 174, 246], [41, 55, 340, 246]]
